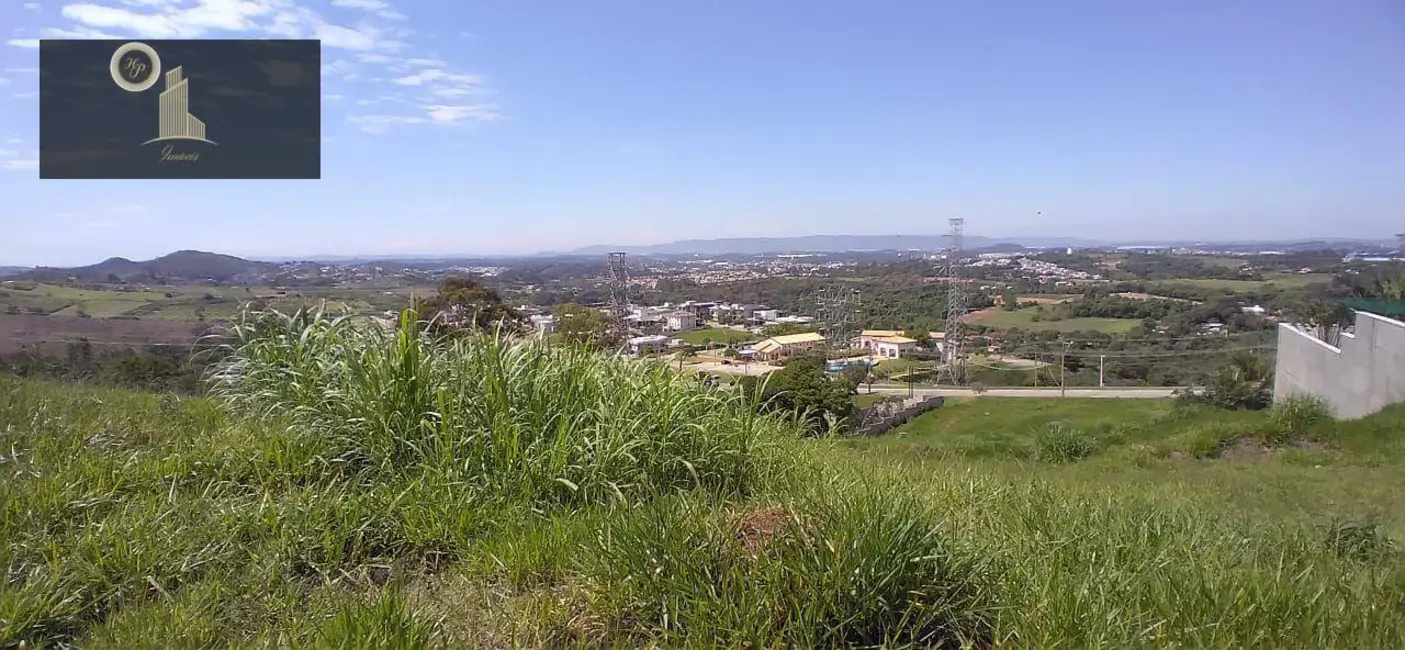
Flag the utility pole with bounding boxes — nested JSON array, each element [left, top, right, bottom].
[[1059, 340, 1073, 398], [1099, 354, 1106, 388]]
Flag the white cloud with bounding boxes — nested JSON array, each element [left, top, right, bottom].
[[3, 159, 38, 171], [5, 68, 39, 74], [404, 57, 445, 68], [10, 92, 38, 99], [314, 22, 378, 50], [42, 26, 121, 39], [330, 0, 403, 20], [23, 3, 40, 9], [324, 93, 343, 101], [109, 204, 148, 214], [348, 113, 425, 133], [4, 138, 21, 145], [0, 149, 16, 157], [0, 78, 9, 87], [425, 104, 502, 123], [357, 53, 390, 64], [7, 39, 40, 48]]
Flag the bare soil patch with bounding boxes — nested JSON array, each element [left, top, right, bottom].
[[0, 314, 210, 353]]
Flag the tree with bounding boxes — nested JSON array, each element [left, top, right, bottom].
[[554, 303, 619, 349], [840, 361, 869, 391], [1201, 351, 1273, 410], [414, 276, 524, 335], [677, 344, 698, 370], [1287, 298, 1353, 345], [740, 355, 855, 436], [904, 329, 931, 348], [1001, 289, 1020, 311]]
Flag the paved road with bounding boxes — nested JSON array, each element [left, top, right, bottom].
[[864, 385, 1181, 399]]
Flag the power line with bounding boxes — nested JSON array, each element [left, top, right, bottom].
[[1062, 345, 1275, 359]]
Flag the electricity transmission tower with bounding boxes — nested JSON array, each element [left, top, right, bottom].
[[605, 252, 633, 348], [938, 217, 967, 385], [815, 286, 862, 353]]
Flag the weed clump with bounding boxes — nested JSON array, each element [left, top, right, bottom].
[[1268, 396, 1333, 444], [1034, 423, 1096, 463], [1324, 519, 1396, 563], [575, 489, 994, 648], [209, 308, 790, 507]]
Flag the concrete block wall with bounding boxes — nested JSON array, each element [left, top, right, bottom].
[[1273, 311, 1405, 419]]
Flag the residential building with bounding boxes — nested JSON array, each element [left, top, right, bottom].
[[754, 309, 780, 323], [859, 330, 904, 348], [529, 314, 556, 335], [868, 335, 917, 358], [747, 332, 826, 361], [663, 310, 702, 332], [627, 334, 669, 357]]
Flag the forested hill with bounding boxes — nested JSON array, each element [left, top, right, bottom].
[[20, 250, 277, 283]]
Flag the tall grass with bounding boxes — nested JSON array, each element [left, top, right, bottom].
[[5, 308, 1405, 647], [210, 308, 788, 506]]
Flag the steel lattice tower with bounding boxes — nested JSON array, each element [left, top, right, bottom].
[[606, 252, 632, 343], [815, 287, 862, 352], [939, 218, 967, 385]]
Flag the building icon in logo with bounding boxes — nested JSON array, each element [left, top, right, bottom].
[[144, 66, 216, 145]]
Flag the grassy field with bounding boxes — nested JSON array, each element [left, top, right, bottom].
[[1152, 273, 1334, 292], [0, 282, 417, 325], [964, 306, 1141, 334], [2, 311, 1403, 647], [677, 327, 757, 346], [846, 397, 1405, 534]]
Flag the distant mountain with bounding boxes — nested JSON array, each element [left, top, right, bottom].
[[563, 234, 1104, 256], [22, 250, 278, 283], [0, 266, 32, 277]]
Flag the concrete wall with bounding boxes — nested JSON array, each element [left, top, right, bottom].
[[1274, 311, 1405, 419], [853, 396, 945, 437]]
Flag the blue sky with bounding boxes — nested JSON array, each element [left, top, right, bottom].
[[3, 0, 1404, 266]]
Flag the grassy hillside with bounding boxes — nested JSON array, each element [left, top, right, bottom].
[[2, 310, 1403, 647], [964, 306, 1141, 334], [677, 327, 756, 346]]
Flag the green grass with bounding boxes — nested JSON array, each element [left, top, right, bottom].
[[3, 309, 1404, 647], [965, 306, 1141, 334], [677, 327, 756, 346], [1151, 273, 1334, 292], [853, 392, 893, 409]]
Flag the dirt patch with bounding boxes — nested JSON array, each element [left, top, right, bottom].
[[1293, 437, 1332, 452], [1113, 292, 1198, 304], [0, 314, 210, 353], [1222, 438, 1272, 460], [730, 507, 797, 553]]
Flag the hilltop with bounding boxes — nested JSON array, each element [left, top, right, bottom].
[[20, 250, 278, 284], [1, 311, 1402, 647]]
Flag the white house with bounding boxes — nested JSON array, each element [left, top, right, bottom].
[[663, 310, 702, 332], [529, 314, 557, 335], [754, 309, 780, 323], [627, 334, 669, 356], [870, 335, 917, 358]]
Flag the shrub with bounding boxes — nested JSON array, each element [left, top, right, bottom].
[[1324, 519, 1396, 562], [210, 308, 792, 507], [1270, 396, 1333, 442], [1182, 423, 1245, 459], [1034, 423, 1097, 463]]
